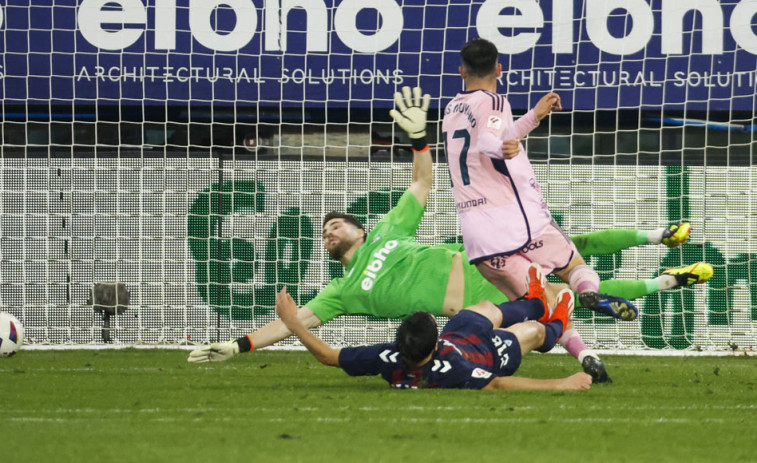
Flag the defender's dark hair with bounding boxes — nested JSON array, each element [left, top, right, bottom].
[[396, 312, 438, 365], [322, 212, 366, 241], [460, 38, 499, 78]]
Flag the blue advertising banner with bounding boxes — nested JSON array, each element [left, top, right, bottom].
[[0, 0, 755, 110]]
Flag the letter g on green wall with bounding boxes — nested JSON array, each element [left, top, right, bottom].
[[187, 180, 313, 320]]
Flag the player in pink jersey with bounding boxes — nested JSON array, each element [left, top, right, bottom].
[[442, 38, 637, 380]]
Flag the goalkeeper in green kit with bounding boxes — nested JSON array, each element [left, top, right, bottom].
[[189, 87, 713, 382]]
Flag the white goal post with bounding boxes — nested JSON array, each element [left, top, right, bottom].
[[0, 0, 754, 353]]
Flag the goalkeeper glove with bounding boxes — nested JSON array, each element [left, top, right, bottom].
[[389, 86, 431, 140], [187, 341, 240, 363]]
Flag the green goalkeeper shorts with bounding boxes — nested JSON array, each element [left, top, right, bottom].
[[461, 253, 510, 308]]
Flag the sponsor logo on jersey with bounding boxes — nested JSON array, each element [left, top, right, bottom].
[[432, 360, 452, 373], [361, 239, 399, 291], [487, 115, 502, 129], [456, 197, 487, 211], [521, 240, 544, 253], [379, 349, 399, 363], [471, 368, 492, 379]]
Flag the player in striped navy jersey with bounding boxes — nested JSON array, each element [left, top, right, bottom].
[[275, 265, 591, 391]]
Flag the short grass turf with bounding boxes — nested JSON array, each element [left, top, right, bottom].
[[2, 350, 755, 463]]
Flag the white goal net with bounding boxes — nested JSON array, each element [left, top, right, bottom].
[[0, 0, 755, 353]]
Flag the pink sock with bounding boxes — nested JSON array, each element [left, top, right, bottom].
[[559, 328, 588, 359], [568, 264, 600, 294]]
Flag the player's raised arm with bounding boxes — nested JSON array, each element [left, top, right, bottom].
[[276, 286, 341, 367], [533, 91, 562, 120], [504, 92, 562, 145], [389, 86, 432, 207]]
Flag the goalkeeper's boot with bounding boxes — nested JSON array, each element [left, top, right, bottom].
[[582, 356, 613, 384], [525, 263, 551, 323], [578, 292, 638, 321], [663, 262, 714, 287], [662, 222, 691, 248], [550, 289, 575, 331]]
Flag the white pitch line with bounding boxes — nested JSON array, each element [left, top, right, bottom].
[[5, 403, 757, 415], [8, 415, 746, 425]]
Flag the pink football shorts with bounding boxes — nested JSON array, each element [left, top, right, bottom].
[[475, 221, 578, 300]]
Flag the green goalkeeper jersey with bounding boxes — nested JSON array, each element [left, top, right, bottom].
[[306, 190, 478, 322], [305, 191, 658, 322]]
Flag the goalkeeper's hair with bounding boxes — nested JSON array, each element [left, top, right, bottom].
[[396, 312, 438, 365], [461, 38, 499, 78], [322, 211, 366, 242]]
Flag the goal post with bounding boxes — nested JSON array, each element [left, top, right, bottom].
[[0, 0, 754, 353]]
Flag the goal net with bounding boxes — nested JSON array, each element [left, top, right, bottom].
[[0, 0, 755, 353]]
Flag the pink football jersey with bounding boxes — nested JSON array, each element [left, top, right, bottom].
[[442, 90, 552, 261]]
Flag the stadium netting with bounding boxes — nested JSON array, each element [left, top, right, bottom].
[[0, 0, 755, 353]]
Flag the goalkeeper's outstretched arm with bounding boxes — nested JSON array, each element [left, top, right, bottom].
[[390, 86, 432, 208], [187, 306, 322, 363]]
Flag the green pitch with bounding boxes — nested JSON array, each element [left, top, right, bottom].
[[2, 350, 755, 463]]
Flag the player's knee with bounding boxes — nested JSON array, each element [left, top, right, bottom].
[[464, 301, 502, 327], [508, 321, 545, 353], [521, 322, 545, 352], [532, 323, 546, 346]]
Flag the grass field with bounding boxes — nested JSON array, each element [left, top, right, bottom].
[[2, 349, 755, 463]]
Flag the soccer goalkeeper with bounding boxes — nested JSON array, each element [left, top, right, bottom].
[[188, 86, 712, 383]]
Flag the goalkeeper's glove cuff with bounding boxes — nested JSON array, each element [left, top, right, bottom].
[[411, 136, 429, 152], [235, 334, 254, 353]]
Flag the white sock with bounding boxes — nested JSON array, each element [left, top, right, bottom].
[[647, 228, 666, 244], [656, 274, 679, 290], [578, 350, 599, 364]]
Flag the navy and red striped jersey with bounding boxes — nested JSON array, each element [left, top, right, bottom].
[[337, 311, 522, 389]]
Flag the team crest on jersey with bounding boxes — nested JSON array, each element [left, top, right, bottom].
[[487, 115, 502, 129], [471, 368, 492, 379], [488, 256, 506, 269], [371, 235, 382, 243]]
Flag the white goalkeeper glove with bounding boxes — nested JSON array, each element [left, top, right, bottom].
[[389, 86, 431, 139], [187, 341, 239, 363]]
